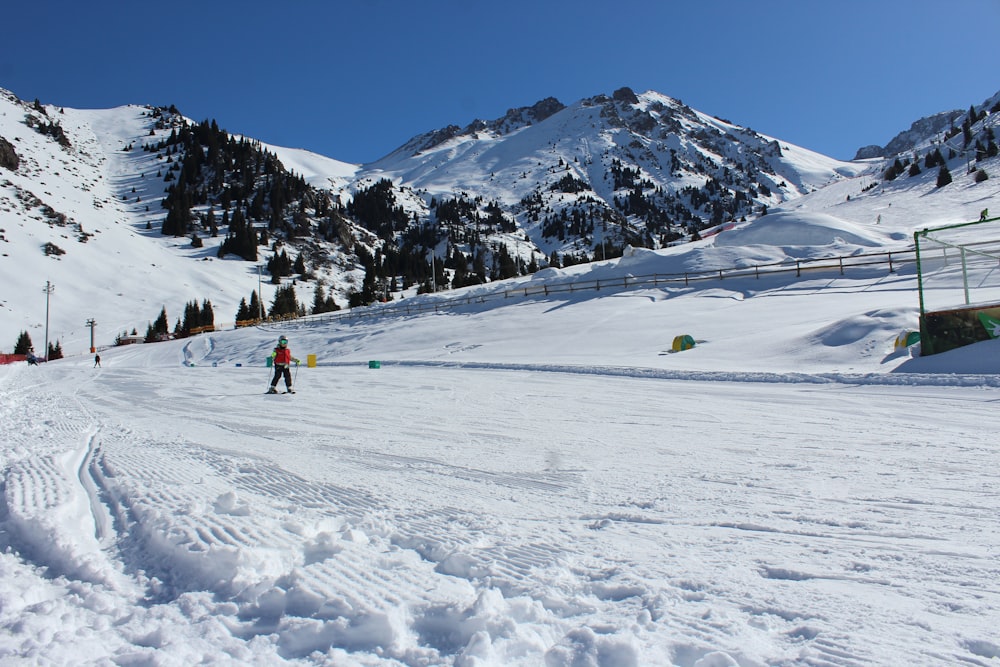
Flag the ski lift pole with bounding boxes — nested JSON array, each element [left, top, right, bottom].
[[42, 281, 54, 361]]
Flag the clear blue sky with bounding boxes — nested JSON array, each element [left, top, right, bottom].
[[3, 0, 997, 164]]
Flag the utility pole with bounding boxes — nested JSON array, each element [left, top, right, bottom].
[[86, 318, 97, 354], [42, 281, 54, 361]]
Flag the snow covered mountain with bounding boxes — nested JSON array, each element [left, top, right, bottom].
[[855, 90, 1000, 159], [1, 84, 998, 356], [0, 91, 363, 355], [360, 87, 862, 261], [2, 85, 1000, 666]]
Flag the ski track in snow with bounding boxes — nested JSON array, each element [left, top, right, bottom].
[[1, 359, 999, 665], [4, 84, 1000, 665]]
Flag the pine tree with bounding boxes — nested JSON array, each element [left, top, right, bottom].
[[248, 290, 262, 321], [937, 165, 953, 188], [47, 340, 63, 360], [207, 208, 218, 237], [269, 284, 299, 318], [311, 283, 340, 314], [201, 299, 215, 328], [884, 158, 905, 181], [146, 306, 170, 342], [235, 297, 250, 323], [14, 331, 33, 355], [181, 300, 200, 336], [312, 283, 328, 314], [162, 180, 193, 236], [218, 208, 258, 261]]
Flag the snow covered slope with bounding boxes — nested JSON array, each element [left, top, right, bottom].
[[1, 252, 999, 664], [0, 92, 367, 354], [2, 99, 999, 661], [3, 85, 997, 359]]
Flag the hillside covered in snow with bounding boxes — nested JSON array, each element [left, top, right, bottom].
[[6, 83, 997, 358], [2, 208, 1000, 664], [2, 82, 1000, 665]]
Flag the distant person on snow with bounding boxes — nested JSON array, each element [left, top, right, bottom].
[[94, 354, 101, 368], [268, 336, 299, 394], [981, 208, 989, 221], [25, 351, 38, 366]]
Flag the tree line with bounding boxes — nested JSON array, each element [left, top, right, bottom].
[[11, 331, 62, 360]]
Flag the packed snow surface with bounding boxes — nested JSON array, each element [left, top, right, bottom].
[[3, 91, 1000, 666], [3, 234, 1000, 665]]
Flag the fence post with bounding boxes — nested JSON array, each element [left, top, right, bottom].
[[961, 247, 970, 304], [796, 261, 801, 277], [839, 257, 844, 275], [888, 252, 894, 274]]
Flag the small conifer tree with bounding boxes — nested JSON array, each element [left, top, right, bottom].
[[937, 165, 953, 188], [269, 284, 299, 319], [235, 298, 250, 323], [14, 331, 33, 355]]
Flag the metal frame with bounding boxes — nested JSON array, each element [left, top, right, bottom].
[[914, 216, 1000, 315]]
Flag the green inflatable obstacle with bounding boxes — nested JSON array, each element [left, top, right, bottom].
[[672, 334, 696, 352], [893, 330, 921, 350]]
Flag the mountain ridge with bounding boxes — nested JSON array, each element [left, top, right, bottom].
[[1, 84, 997, 354]]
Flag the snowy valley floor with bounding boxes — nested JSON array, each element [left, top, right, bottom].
[[1, 356, 999, 666]]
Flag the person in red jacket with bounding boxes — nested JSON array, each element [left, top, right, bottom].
[[268, 336, 300, 394]]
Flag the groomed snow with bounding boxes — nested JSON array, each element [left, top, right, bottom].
[[3, 223, 1000, 664], [2, 91, 1000, 665]]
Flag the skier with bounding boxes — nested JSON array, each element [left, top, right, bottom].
[[94, 354, 101, 368], [268, 336, 299, 394]]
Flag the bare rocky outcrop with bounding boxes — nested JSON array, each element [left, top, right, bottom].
[[0, 136, 18, 172]]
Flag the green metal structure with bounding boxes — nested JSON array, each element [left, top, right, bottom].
[[914, 216, 1000, 355]]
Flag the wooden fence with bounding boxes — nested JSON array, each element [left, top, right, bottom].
[[269, 247, 917, 329]]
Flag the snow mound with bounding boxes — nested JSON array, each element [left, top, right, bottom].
[[715, 211, 885, 248], [615, 245, 662, 270]]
